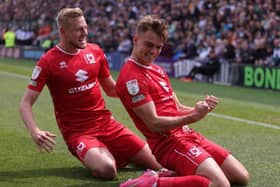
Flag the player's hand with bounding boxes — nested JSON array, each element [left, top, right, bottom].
[[192, 100, 209, 120], [204, 95, 218, 112], [31, 129, 56, 153]]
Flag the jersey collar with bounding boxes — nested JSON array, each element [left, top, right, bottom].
[[129, 58, 152, 69], [56, 45, 81, 55]]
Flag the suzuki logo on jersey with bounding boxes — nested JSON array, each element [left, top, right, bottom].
[[85, 53, 96, 64], [159, 81, 170, 92], [75, 69, 88, 82]]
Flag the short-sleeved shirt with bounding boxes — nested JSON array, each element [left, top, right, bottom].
[[116, 59, 183, 143], [28, 44, 115, 139]]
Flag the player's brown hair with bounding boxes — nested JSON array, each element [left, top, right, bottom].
[[56, 7, 84, 28], [136, 15, 168, 42]]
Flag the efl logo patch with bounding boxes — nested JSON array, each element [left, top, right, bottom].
[[126, 79, 139, 96], [31, 66, 42, 80]]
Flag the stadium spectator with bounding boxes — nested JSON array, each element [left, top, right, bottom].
[[15, 26, 35, 46], [117, 30, 132, 55], [19, 7, 169, 180], [181, 47, 220, 82], [116, 15, 250, 187], [3, 27, 16, 48], [0, 27, 8, 45], [221, 37, 236, 64], [253, 31, 268, 66], [33, 22, 52, 47], [271, 37, 280, 67], [235, 39, 255, 64]]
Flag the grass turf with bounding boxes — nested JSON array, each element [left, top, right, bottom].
[[0, 58, 279, 187]]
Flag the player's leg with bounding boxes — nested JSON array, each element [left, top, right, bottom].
[[158, 139, 230, 187], [67, 135, 117, 179], [103, 120, 163, 170], [120, 169, 158, 187], [84, 147, 117, 179], [199, 134, 250, 186], [196, 157, 230, 187], [220, 154, 250, 186], [158, 175, 211, 187], [120, 169, 211, 187], [185, 131, 231, 187], [130, 143, 162, 170]]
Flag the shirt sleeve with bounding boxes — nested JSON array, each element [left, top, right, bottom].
[[118, 74, 153, 108], [98, 50, 111, 79], [28, 55, 49, 92]]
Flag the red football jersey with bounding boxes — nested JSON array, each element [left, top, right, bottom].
[[116, 59, 182, 142], [28, 44, 113, 137]]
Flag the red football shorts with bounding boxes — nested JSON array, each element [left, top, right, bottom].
[[66, 119, 145, 168], [154, 129, 230, 175]]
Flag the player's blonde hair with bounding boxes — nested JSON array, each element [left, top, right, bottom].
[[56, 7, 84, 28], [136, 15, 168, 42]]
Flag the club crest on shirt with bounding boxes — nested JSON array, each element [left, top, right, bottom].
[[126, 79, 139, 96], [85, 53, 96, 64], [31, 66, 42, 80]]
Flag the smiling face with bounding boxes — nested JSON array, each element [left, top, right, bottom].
[[132, 30, 164, 65], [60, 16, 88, 52], [131, 15, 168, 66], [56, 8, 88, 53]]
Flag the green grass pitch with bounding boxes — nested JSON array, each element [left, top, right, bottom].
[[0, 58, 279, 187]]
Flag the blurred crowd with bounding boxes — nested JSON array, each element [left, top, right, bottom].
[[1, 0, 280, 67]]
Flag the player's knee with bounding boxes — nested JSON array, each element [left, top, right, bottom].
[[237, 169, 250, 186], [215, 179, 230, 187], [209, 176, 230, 187], [91, 163, 117, 179]]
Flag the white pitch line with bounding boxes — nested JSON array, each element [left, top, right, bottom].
[[209, 113, 280, 130], [1, 71, 279, 130], [0, 71, 29, 80]]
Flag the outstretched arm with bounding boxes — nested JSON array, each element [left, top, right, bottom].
[[19, 89, 56, 152]]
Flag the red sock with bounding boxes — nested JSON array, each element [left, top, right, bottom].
[[157, 175, 210, 187]]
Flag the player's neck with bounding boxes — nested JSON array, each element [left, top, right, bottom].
[[57, 42, 80, 54], [130, 54, 150, 67]]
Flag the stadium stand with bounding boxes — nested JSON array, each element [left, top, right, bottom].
[[1, 0, 280, 68], [1, 1, 280, 90]]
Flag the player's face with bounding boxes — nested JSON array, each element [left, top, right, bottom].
[[63, 16, 88, 51], [133, 30, 164, 65]]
